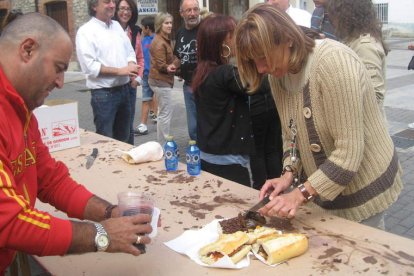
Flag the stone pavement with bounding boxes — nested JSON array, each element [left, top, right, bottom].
[[48, 38, 414, 241]]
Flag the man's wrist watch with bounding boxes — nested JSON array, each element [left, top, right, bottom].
[[297, 183, 314, 203], [94, 223, 110, 252]]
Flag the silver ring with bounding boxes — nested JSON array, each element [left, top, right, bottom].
[[136, 235, 143, 244]]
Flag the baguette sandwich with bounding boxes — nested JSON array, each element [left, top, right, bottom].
[[256, 233, 308, 265], [247, 226, 281, 245], [199, 231, 252, 265]]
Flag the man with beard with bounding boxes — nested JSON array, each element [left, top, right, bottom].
[[76, 0, 139, 143], [0, 13, 152, 274], [173, 0, 201, 141]]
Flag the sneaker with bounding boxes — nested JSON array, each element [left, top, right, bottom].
[[134, 123, 148, 135], [408, 123, 414, 129], [149, 111, 157, 123]]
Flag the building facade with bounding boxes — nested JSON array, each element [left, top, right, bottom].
[[372, 0, 414, 37]]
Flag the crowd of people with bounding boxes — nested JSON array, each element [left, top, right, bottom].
[[0, 0, 407, 273]]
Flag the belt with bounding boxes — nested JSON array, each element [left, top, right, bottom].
[[92, 83, 129, 92]]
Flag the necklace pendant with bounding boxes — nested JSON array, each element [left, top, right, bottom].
[[289, 119, 298, 164]]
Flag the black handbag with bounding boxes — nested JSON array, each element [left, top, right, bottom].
[[409, 56, 414, 70]]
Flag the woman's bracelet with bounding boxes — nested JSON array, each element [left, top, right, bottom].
[[281, 165, 299, 187], [281, 165, 296, 176]]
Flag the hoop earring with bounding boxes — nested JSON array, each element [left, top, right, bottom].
[[221, 44, 231, 58]]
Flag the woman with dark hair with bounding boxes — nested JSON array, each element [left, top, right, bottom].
[[235, 4, 402, 228], [327, 0, 388, 112], [192, 14, 253, 187], [114, 0, 144, 145]]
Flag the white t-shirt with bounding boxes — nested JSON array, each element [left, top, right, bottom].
[[76, 17, 137, 89], [286, 5, 312, 28]]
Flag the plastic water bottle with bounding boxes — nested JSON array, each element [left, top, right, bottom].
[[164, 135, 178, 171], [186, 140, 201, 176]]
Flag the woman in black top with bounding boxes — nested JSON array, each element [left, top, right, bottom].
[[249, 77, 283, 190], [192, 14, 253, 186]]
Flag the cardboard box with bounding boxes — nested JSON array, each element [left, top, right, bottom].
[[33, 99, 80, 152]]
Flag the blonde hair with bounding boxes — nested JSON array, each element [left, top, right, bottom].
[[154, 12, 172, 34], [235, 3, 315, 92]]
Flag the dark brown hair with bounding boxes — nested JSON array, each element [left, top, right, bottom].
[[327, 0, 388, 54], [114, 0, 138, 29], [191, 14, 236, 93]]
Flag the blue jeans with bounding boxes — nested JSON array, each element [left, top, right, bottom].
[[128, 84, 137, 145], [91, 84, 131, 143], [142, 74, 154, 101], [183, 83, 197, 141]]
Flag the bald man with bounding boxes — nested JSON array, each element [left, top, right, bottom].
[[0, 13, 151, 273], [267, 0, 311, 27]]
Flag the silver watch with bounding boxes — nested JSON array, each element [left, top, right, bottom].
[[94, 223, 110, 252]]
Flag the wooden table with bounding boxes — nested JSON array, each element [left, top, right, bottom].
[[34, 131, 414, 275]]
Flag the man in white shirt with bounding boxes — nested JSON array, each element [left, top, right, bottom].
[[76, 0, 139, 142], [267, 0, 312, 27]]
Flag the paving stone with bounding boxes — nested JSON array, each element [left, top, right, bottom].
[[405, 226, 414, 236], [400, 216, 414, 228], [385, 215, 401, 229], [388, 224, 409, 236], [391, 209, 412, 220]]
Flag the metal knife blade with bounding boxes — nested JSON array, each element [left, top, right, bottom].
[[248, 195, 270, 213], [85, 148, 98, 169]]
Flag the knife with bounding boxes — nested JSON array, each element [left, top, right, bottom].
[[244, 195, 270, 223], [85, 148, 98, 169], [248, 195, 270, 213]]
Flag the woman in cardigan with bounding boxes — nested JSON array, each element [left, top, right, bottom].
[[327, 0, 388, 114], [149, 12, 180, 145], [114, 0, 144, 145], [235, 4, 403, 229], [192, 14, 254, 186]]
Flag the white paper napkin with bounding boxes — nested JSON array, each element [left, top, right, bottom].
[[164, 220, 251, 269], [149, 207, 160, 238], [119, 141, 163, 164]]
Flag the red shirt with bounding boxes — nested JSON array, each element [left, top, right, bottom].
[[0, 67, 93, 273]]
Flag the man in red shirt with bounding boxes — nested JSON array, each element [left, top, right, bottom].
[[0, 12, 151, 273]]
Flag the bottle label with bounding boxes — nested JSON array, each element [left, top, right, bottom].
[[186, 151, 200, 176], [164, 145, 178, 171]]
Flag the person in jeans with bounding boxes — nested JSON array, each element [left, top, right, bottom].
[[173, 0, 201, 141], [311, 0, 337, 40], [114, 0, 144, 144], [76, 0, 139, 143], [149, 12, 180, 145], [135, 16, 158, 136]]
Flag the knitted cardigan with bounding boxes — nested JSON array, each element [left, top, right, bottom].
[[269, 39, 403, 222]]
